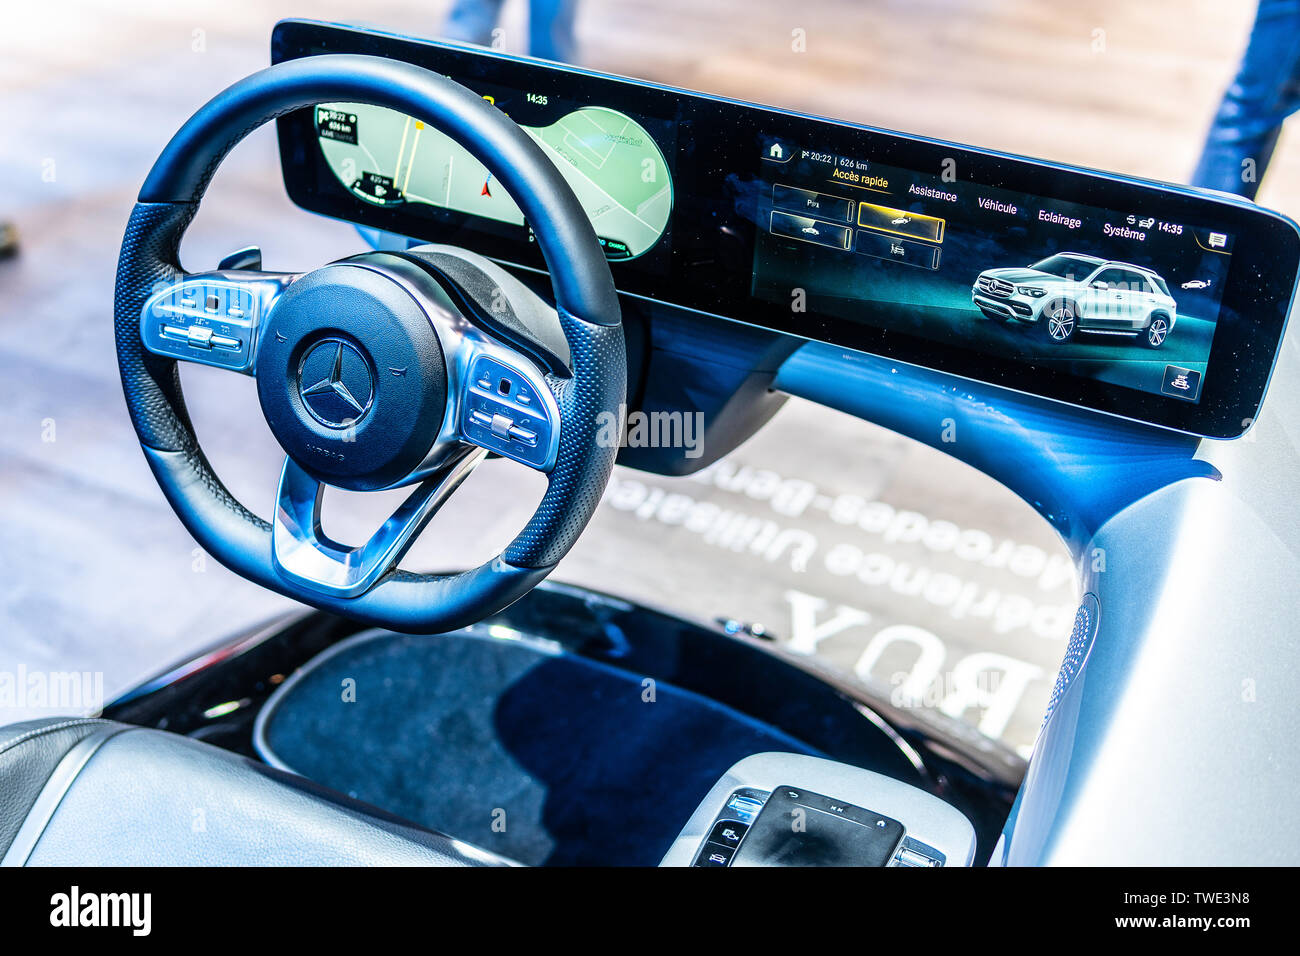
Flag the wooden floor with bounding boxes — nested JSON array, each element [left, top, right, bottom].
[[0, 0, 1285, 755]]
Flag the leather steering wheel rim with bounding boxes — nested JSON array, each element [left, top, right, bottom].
[[114, 54, 626, 633]]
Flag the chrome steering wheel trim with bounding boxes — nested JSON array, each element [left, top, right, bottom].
[[272, 446, 487, 598]]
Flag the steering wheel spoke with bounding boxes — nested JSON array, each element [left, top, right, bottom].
[[272, 445, 487, 598], [140, 269, 297, 374]]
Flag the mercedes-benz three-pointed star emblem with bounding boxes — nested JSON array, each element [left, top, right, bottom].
[[297, 338, 375, 429]]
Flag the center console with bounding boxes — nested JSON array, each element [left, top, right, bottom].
[[661, 753, 976, 867]]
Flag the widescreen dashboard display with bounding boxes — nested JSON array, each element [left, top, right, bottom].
[[273, 20, 1300, 437], [751, 145, 1236, 404]]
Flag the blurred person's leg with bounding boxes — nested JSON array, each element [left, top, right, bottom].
[[442, 0, 507, 47], [441, 0, 577, 62], [529, 0, 579, 62], [1192, 0, 1300, 198]]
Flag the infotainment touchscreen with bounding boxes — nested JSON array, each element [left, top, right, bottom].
[[751, 147, 1234, 404], [273, 20, 1300, 438]]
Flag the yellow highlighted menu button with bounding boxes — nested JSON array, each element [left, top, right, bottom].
[[857, 202, 945, 243]]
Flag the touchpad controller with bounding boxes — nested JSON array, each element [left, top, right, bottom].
[[661, 753, 976, 867], [729, 786, 904, 867]]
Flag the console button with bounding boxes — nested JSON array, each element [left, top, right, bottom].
[[896, 846, 942, 867], [708, 821, 748, 847], [694, 841, 736, 867], [725, 793, 766, 823]]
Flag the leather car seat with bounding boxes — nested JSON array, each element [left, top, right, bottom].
[[0, 718, 510, 866]]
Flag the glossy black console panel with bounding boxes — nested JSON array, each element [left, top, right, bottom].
[[104, 579, 1017, 861], [254, 628, 830, 865]]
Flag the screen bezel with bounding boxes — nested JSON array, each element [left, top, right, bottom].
[[271, 19, 1300, 439]]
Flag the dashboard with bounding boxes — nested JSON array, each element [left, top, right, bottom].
[[274, 20, 1300, 438]]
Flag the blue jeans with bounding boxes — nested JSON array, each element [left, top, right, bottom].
[[443, 0, 579, 63], [1192, 0, 1300, 198]]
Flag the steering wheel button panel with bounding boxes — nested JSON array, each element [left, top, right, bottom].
[[461, 353, 557, 469], [141, 273, 293, 373]]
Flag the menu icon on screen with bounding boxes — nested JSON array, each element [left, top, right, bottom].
[[1161, 365, 1202, 401]]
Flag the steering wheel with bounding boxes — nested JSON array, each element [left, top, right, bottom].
[[114, 54, 626, 633]]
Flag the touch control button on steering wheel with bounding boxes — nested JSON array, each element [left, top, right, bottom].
[[255, 263, 448, 492]]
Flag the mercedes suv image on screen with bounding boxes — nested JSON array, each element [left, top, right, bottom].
[[972, 254, 1179, 347]]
